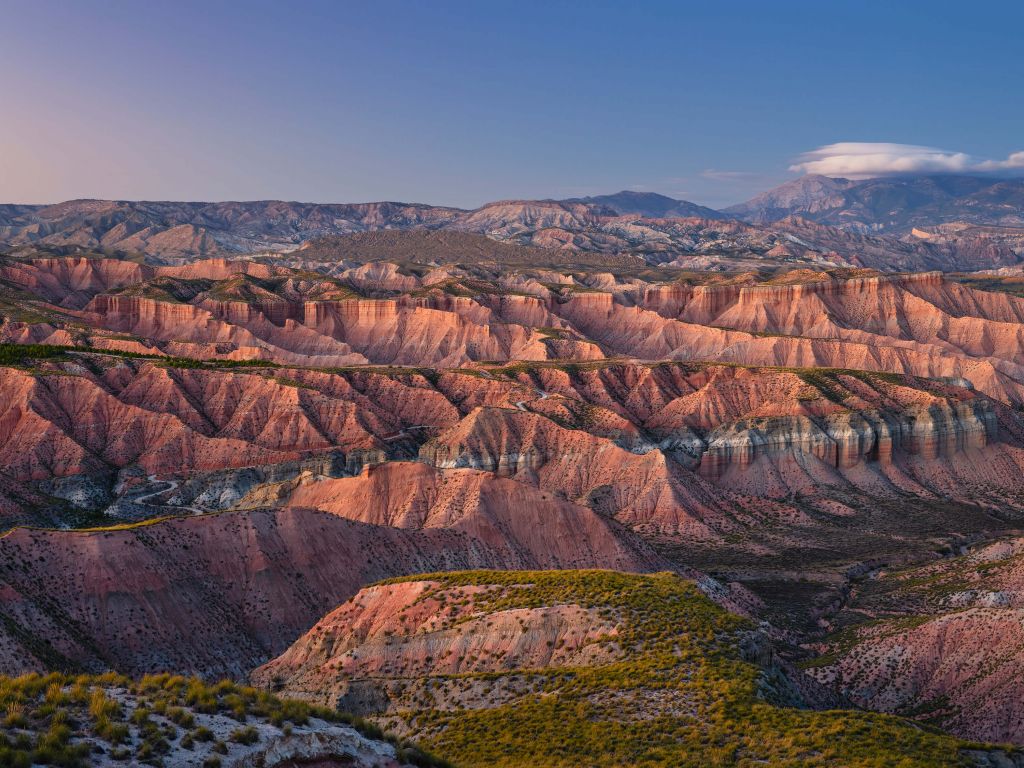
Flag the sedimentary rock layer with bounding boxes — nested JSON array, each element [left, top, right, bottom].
[[8, 260, 1024, 405]]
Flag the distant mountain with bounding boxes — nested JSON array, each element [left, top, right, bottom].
[[2, 189, 1024, 272], [727, 174, 1024, 232], [723, 175, 855, 224], [562, 190, 725, 219], [0, 199, 463, 260]]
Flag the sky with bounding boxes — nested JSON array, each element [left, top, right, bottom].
[[2, 0, 1023, 208]]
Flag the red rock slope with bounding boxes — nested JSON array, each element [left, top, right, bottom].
[[0, 506, 661, 677]]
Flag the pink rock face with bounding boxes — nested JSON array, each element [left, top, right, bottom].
[[285, 462, 662, 571], [11, 259, 1024, 398], [251, 579, 623, 707]]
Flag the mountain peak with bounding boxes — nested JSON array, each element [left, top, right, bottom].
[[561, 190, 724, 219], [726, 174, 1024, 231]]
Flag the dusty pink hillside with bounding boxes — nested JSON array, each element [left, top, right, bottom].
[[251, 578, 622, 710], [0, 505, 658, 677], [285, 461, 660, 570], [808, 538, 1024, 744]]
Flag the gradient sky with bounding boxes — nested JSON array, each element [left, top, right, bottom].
[[2, 0, 1023, 207]]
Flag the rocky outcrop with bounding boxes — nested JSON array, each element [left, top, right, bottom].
[[252, 579, 623, 711], [696, 400, 998, 479]]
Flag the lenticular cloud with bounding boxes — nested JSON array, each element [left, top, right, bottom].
[[790, 142, 1024, 178]]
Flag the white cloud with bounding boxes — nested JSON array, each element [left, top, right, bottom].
[[790, 142, 1024, 178]]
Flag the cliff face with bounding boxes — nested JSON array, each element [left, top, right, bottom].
[[2, 354, 1021, 541], [10, 258, 1024, 405], [696, 400, 998, 480]]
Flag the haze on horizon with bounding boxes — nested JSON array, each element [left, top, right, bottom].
[[2, 0, 1023, 208]]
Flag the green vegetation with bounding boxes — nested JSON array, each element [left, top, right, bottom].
[[374, 570, 989, 768], [0, 344, 70, 366], [0, 672, 448, 768], [0, 343, 280, 371], [534, 326, 576, 340], [948, 274, 1024, 299], [110, 276, 211, 303]]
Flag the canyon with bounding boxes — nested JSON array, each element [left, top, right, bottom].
[[4, 235, 1024, 764], [6, 0, 1023, 758]]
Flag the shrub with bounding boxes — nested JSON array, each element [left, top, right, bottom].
[[229, 725, 260, 745]]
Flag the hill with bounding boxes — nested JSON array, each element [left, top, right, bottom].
[[0, 672, 443, 767], [254, 569, 1014, 768]]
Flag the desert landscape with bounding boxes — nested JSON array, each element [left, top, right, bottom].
[[5, 1, 1024, 764], [4, 182, 1024, 765]]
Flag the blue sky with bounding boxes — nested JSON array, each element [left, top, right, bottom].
[[2, 0, 1022, 206]]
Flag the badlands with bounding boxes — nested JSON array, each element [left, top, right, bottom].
[[4, 229, 1024, 765]]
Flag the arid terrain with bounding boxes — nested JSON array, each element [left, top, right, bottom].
[[5, 178, 1024, 271], [4, 188, 1024, 765]]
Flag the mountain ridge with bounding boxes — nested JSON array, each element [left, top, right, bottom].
[[727, 174, 1024, 232], [561, 190, 725, 219]]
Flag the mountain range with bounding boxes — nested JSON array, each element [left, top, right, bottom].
[[2, 174, 1023, 272], [725, 174, 1024, 231]]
